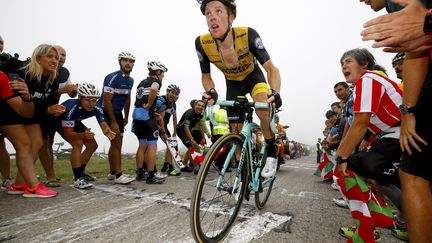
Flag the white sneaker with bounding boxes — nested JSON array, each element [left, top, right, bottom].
[[74, 178, 93, 189], [107, 173, 116, 180], [155, 172, 167, 179], [261, 157, 277, 178], [331, 182, 339, 191], [333, 197, 349, 208], [114, 174, 135, 184]]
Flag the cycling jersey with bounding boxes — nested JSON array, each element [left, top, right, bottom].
[[60, 99, 106, 128], [97, 70, 134, 113], [0, 71, 24, 125], [158, 95, 176, 126], [177, 108, 203, 130], [132, 77, 161, 121], [196, 27, 270, 82]]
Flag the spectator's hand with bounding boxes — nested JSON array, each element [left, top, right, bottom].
[[400, 113, 428, 155], [124, 116, 129, 126], [161, 133, 168, 141], [361, 0, 427, 48], [358, 140, 369, 151], [206, 133, 212, 139], [267, 89, 282, 109], [47, 104, 66, 115], [382, 35, 432, 53], [9, 79, 31, 100], [64, 84, 78, 94], [104, 129, 116, 141], [326, 134, 339, 145], [337, 162, 349, 177], [83, 129, 95, 140], [111, 122, 120, 134]]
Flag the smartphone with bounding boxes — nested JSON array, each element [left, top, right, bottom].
[[7, 73, 21, 81]]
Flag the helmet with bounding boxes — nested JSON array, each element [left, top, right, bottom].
[[166, 84, 180, 94], [78, 82, 100, 97], [198, 0, 237, 17], [392, 52, 405, 67], [118, 51, 135, 61], [147, 61, 168, 72]]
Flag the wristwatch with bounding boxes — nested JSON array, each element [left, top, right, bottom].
[[336, 157, 349, 164], [399, 104, 415, 115], [424, 10, 432, 35]]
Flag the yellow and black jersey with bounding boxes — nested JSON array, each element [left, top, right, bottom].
[[195, 27, 270, 82]]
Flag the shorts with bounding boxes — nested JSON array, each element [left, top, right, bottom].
[[40, 116, 61, 138], [105, 112, 125, 134], [226, 70, 268, 124], [177, 126, 193, 148], [400, 88, 432, 182], [57, 121, 88, 139], [132, 119, 159, 143], [348, 137, 401, 187]]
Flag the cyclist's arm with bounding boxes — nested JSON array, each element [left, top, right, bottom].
[[144, 82, 160, 109], [184, 124, 194, 143], [202, 73, 215, 92], [124, 94, 131, 125], [262, 60, 281, 93], [172, 112, 178, 136], [103, 92, 117, 124]]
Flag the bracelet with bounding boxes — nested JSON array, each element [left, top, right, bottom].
[[336, 157, 349, 164]]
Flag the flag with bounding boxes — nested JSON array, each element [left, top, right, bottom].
[[314, 151, 335, 180]]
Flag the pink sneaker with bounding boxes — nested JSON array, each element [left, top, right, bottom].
[[7, 182, 25, 195], [23, 183, 58, 198]]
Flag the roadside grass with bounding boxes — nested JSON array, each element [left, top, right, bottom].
[[8, 157, 167, 183]]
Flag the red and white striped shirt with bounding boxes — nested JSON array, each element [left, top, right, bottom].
[[353, 71, 403, 135]]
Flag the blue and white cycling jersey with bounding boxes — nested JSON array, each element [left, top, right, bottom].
[[97, 70, 134, 113], [60, 99, 106, 128]]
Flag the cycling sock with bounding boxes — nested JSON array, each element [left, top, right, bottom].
[[168, 164, 174, 170], [148, 170, 155, 178], [80, 164, 87, 173], [265, 138, 277, 158], [116, 173, 123, 179], [73, 167, 83, 181], [109, 171, 115, 175]]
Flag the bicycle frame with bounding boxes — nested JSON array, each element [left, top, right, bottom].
[[212, 99, 276, 195]]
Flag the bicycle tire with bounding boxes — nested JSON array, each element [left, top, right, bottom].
[[190, 133, 249, 242]]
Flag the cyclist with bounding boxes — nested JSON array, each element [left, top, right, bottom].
[[196, 0, 282, 178], [97, 51, 135, 184], [132, 61, 168, 184], [58, 82, 115, 189], [177, 99, 206, 174], [159, 84, 181, 176]]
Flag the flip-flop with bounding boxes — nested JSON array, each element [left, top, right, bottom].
[[44, 179, 61, 187]]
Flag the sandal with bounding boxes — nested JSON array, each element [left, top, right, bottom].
[[44, 179, 61, 187]]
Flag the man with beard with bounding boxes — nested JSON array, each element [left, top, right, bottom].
[[97, 51, 135, 185]]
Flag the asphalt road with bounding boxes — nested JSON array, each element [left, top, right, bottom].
[[0, 155, 401, 242]]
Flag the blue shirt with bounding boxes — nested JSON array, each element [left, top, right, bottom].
[[60, 99, 106, 128], [97, 70, 134, 113]]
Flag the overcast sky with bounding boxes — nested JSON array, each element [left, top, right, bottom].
[[1, 0, 398, 153]]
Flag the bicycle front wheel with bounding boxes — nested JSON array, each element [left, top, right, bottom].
[[190, 133, 249, 243]]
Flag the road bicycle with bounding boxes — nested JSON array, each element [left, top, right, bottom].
[[190, 96, 278, 242]]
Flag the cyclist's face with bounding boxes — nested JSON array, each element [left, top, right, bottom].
[[194, 101, 205, 114], [80, 96, 98, 111], [205, 1, 232, 38], [119, 58, 135, 74], [167, 91, 179, 102]]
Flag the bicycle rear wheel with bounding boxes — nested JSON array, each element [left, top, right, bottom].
[[190, 133, 249, 243]]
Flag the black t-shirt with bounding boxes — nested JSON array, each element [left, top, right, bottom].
[[52, 66, 71, 104], [25, 73, 59, 123], [177, 108, 203, 129]]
